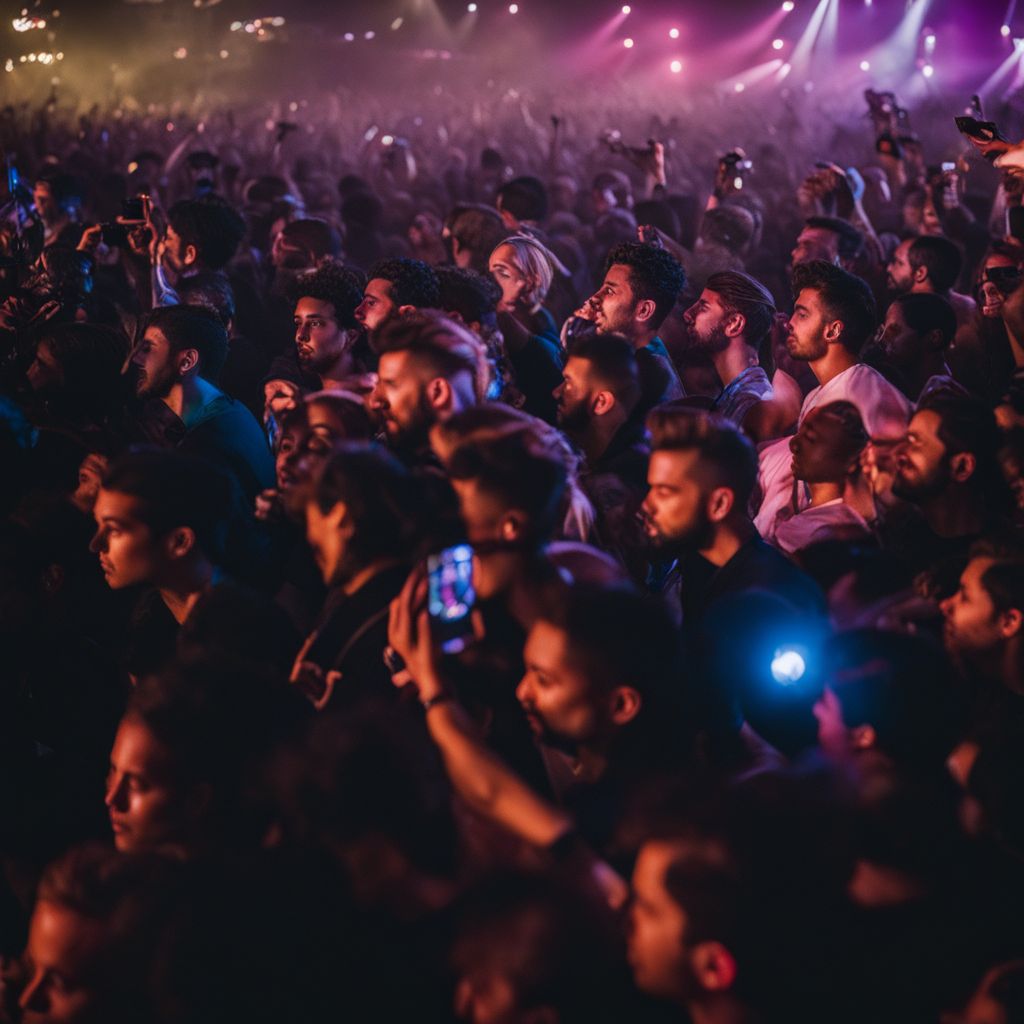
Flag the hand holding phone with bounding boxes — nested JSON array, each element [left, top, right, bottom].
[[427, 544, 476, 654]]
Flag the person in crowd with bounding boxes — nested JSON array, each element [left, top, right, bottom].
[[496, 176, 549, 233], [791, 215, 865, 270], [871, 292, 957, 401], [355, 256, 441, 345], [887, 235, 977, 326], [445, 203, 511, 276]]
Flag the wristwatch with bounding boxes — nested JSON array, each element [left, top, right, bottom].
[[421, 693, 452, 713]]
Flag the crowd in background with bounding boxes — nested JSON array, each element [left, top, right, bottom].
[[3, 78, 1024, 1023]]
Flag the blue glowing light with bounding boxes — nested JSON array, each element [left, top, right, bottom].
[[771, 646, 806, 685]]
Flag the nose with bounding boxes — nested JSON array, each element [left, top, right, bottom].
[[683, 303, 696, 325], [369, 384, 387, 411], [515, 674, 532, 705], [88, 528, 104, 554], [938, 596, 953, 620], [789, 435, 800, 455], [354, 302, 368, 324], [296, 322, 310, 342], [105, 772, 127, 810], [552, 380, 565, 401], [18, 968, 45, 1013]]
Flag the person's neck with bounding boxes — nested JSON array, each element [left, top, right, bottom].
[[577, 410, 628, 465], [918, 487, 987, 539], [807, 345, 857, 387], [910, 280, 944, 299], [159, 559, 218, 625], [697, 516, 755, 568], [806, 480, 843, 508], [712, 340, 759, 388], [905, 356, 947, 401], [340, 556, 402, 597], [162, 375, 220, 424], [571, 743, 610, 783], [319, 351, 357, 391], [999, 641, 1024, 696], [628, 325, 658, 351], [687, 994, 759, 1024]]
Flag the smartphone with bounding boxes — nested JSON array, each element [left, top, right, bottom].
[[427, 544, 476, 654], [941, 161, 956, 173], [121, 197, 144, 222], [100, 222, 128, 246], [954, 115, 1008, 143]]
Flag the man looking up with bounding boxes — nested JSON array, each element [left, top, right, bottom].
[[131, 304, 274, 500], [682, 270, 779, 439], [576, 241, 686, 407], [355, 256, 441, 345]]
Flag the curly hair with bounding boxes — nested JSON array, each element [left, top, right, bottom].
[[366, 256, 440, 309], [287, 259, 364, 329], [604, 241, 686, 329]]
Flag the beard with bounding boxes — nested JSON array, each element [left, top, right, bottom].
[[134, 361, 177, 401], [687, 321, 730, 355], [892, 458, 950, 503], [643, 507, 716, 560], [556, 398, 591, 439], [385, 394, 435, 457]]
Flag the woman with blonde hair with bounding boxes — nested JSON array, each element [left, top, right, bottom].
[[488, 235, 567, 423], [431, 403, 595, 542]]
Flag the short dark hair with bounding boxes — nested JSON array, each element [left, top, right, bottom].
[[805, 216, 864, 262], [705, 270, 776, 347], [167, 195, 246, 271], [605, 241, 686, 329], [280, 218, 342, 263], [145, 303, 229, 384], [701, 205, 757, 255], [811, 400, 868, 463], [971, 546, 1024, 618], [312, 442, 423, 567], [891, 292, 957, 349], [497, 176, 548, 223], [791, 259, 877, 355], [286, 259, 363, 329], [102, 449, 232, 563], [447, 204, 509, 273], [373, 310, 483, 392], [435, 266, 500, 327], [177, 271, 236, 327], [647, 406, 757, 508], [908, 235, 963, 293], [448, 432, 567, 547], [568, 333, 641, 416], [366, 257, 440, 309]]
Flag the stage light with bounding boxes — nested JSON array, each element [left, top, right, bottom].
[[669, 27, 679, 39], [771, 646, 807, 685], [391, 17, 403, 29], [621, 5, 631, 13], [468, 2, 477, 9], [508, 3, 518, 12], [670, 59, 682, 72], [364, 30, 375, 39], [782, 1, 795, 11], [4, 59, 13, 72], [1003, 24, 1012, 37], [925, 33, 935, 46], [922, 63, 934, 77], [859, 59, 870, 70], [219, 49, 229, 58], [173, 47, 187, 59], [780, 62, 792, 75], [623, 37, 634, 48], [772, 38, 784, 49], [734, 81, 745, 92]]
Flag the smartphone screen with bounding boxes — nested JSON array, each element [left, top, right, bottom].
[[427, 544, 475, 654]]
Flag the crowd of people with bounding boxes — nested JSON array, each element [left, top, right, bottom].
[[4, 77, 1024, 1023]]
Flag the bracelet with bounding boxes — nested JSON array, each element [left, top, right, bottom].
[[421, 693, 452, 713]]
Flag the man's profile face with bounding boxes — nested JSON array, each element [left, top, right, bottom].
[[19, 900, 107, 1024], [371, 350, 434, 449], [488, 243, 532, 315], [354, 277, 397, 333], [683, 288, 732, 354], [553, 357, 595, 435], [886, 240, 915, 294], [785, 287, 831, 363], [940, 557, 1007, 664], [628, 841, 693, 1003], [878, 301, 921, 369], [26, 340, 64, 394], [132, 326, 180, 400], [90, 488, 168, 590], [516, 619, 606, 752], [893, 409, 949, 502], [642, 449, 714, 554], [294, 296, 348, 376], [791, 227, 838, 267], [304, 498, 351, 586], [105, 714, 195, 853], [789, 407, 855, 485], [587, 264, 639, 337], [33, 182, 58, 223]]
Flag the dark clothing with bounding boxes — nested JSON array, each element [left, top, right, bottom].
[[637, 336, 684, 411], [508, 307, 564, 424], [220, 333, 274, 420], [302, 564, 410, 710]]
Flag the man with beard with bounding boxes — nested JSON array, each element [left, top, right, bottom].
[[554, 334, 649, 574], [886, 236, 976, 327], [370, 311, 484, 461], [290, 442, 422, 710], [289, 261, 373, 392], [355, 257, 441, 347], [682, 271, 777, 437], [883, 392, 1009, 594], [131, 304, 273, 500]]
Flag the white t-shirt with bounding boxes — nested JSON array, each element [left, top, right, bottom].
[[771, 498, 872, 555], [755, 363, 912, 537]]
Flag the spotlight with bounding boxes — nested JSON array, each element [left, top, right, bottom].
[[669, 27, 679, 39], [343, 31, 354, 41], [1002, 24, 1012, 37], [219, 49, 229, 58], [734, 81, 745, 92], [670, 59, 682, 72], [859, 59, 870, 70], [364, 30, 375, 39], [173, 47, 187, 59], [621, 4, 631, 12], [772, 38, 784, 49], [922, 63, 934, 77], [770, 646, 807, 685], [468, 2, 477, 9], [924, 33, 936, 47], [782, 1, 795, 11], [623, 37, 634, 48], [391, 17, 403, 29], [508, 3, 518, 11]]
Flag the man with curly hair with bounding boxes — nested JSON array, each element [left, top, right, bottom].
[[355, 257, 441, 345], [577, 241, 685, 407]]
